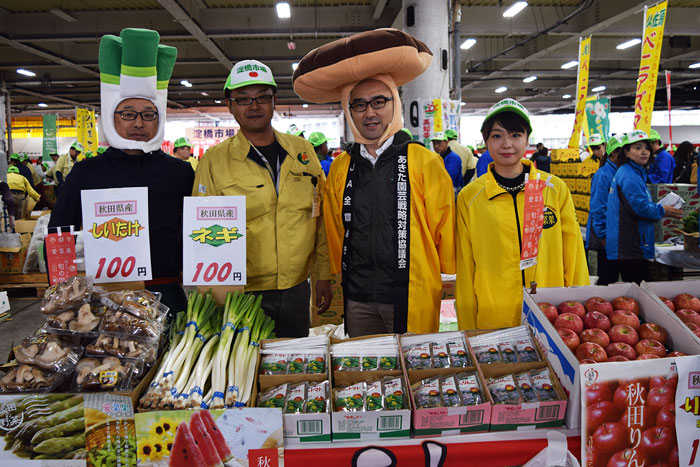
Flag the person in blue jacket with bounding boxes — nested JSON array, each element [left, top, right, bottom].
[[586, 135, 623, 285], [606, 130, 682, 283], [309, 131, 332, 176], [475, 144, 493, 177], [647, 129, 675, 184], [431, 133, 462, 195]]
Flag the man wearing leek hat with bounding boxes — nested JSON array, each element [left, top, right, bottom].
[[646, 129, 675, 184], [293, 28, 456, 337], [193, 59, 332, 338], [172, 137, 198, 170], [49, 28, 194, 315]]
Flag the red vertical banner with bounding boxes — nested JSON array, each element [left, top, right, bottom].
[[45, 231, 78, 285], [520, 174, 547, 270], [665, 70, 673, 150]]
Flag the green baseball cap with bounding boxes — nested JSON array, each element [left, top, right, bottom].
[[606, 135, 622, 154], [625, 130, 653, 145], [477, 142, 486, 150], [41, 162, 49, 171], [97, 146, 107, 154], [467, 145, 475, 151], [308, 132, 327, 148], [174, 137, 191, 149], [84, 151, 95, 159], [8, 166, 19, 174], [482, 98, 532, 134], [401, 128, 413, 138], [224, 59, 276, 90], [649, 129, 661, 141], [588, 134, 604, 147], [430, 132, 448, 141], [445, 129, 459, 140], [9, 153, 20, 161], [287, 124, 303, 136], [20, 153, 29, 162], [70, 141, 84, 152]]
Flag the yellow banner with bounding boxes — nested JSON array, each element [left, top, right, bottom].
[[633, 1, 667, 134], [76, 108, 98, 155], [433, 99, 443, 134], [568, 36, 591, 149]]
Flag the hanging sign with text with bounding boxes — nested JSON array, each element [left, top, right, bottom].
[[183, 196, 246, 286], [81, 187, 152, 282]]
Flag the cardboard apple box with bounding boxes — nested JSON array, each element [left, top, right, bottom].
[[640, 280, 700, 347], [521, 282, 700, 430]]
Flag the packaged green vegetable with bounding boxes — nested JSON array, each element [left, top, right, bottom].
[[334, 383, 365, 412], [285, 383, 306, 414], [306, 354, 326, 374], [362, 356, 379, 371], [287, 354, 306, 374], [257, 384, 288, 409], [379, 355, 399, 370], [332, 356, 360, 371], [365, 380, 383, 411], [260, 353, 288, 375], [383, 376, 405, 410], [306, 381, 328, 413]]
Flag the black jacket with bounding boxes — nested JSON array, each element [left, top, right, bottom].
[[530, 150, 551, 173], [17, 164, 36, 189], [48, 147, 194, 278], [343, 131, 419, 303]]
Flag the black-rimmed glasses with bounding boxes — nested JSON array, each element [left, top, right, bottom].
[[114, 110, 158, 121], [348, 96, 393, 112], [228, 95, 274, 106]]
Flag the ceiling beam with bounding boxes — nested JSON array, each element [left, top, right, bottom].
[[11, 87, 90, 108], [373, 0, 388, 20], [0, 35, 99, 77]]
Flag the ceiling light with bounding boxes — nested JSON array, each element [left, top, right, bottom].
[[201, 92, 208, 96], [291, 62, 299, 71], [302, 104, 309, 108], [561, 61, 578, 69], [50, 8, 78, 23], [460, 38, 477, 50], [37, 103, 48, 108], [460, 102, 466, 106], [503, 1, 527, 18], [495, 86, 507, 93], [523, 76, 537, 83], [591, 85, 606, 93], [562, 94, 572, 99], [689, 62, 700, 69], [616, 38, 641, 50], [214, 100, 222, 104], [276, 2, 291, 19], [180, 80, 193, 87], [17, 68, 36, 77]]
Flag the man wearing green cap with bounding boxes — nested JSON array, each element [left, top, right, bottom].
[[7, 165, 40, 220], [475, 142, 493, 177], [193, 59, 332, 338], [54, 141, 83, 184], [49, 28, 194, 315], [20, 153, 41, 187], [647, 129, 674, 184], [445, 129, 476, 184], [9, 153, 36, 191], [96, 147, 107, 155], [456, 98, 589, 329], [308, 131, 331, 176], [287, 124, 305, 139], [431, 133, 462, 194], [172, 137, 198, 171]]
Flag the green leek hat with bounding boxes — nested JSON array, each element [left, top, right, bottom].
[[9, 153, 20, 161], [287, 124, 304, 136]]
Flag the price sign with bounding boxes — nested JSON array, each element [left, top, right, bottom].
[[45, 231, 78, 285], [675, 356, 700, 466], [183, 196, 246, 286], [81, 187, 152, 283]]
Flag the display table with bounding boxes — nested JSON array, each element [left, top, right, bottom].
[[655, 243, 700, 269], [285, 428, 581, 466]]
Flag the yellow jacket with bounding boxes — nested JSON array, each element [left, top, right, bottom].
[[26, 163, 41, 186], [193, 130, 331, 291], [55, 154, 76, 178], [187, 157, 198, 172], [456, 159, 589, 329], [448, 140, 476, 173], [8, 173, 40, 201], [325, 143, 456, 334]]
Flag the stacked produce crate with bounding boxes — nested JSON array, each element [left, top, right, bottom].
[[550, 148, 599, 227], [647, 183, 700, 242]]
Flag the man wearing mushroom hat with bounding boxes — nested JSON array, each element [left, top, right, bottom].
[[49, 28, 194, 316], [293, 28, 456, 337], [192, 59, 332, 338]]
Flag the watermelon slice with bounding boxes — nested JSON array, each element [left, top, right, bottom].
[[169, 422, 206, 467], [197, 409, 233, 462], [189, 412, 224, 467]]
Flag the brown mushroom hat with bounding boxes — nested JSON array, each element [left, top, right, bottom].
[[293, 28, 432, 104]]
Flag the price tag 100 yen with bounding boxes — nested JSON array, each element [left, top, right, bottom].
[[81, 187, 152, 283]]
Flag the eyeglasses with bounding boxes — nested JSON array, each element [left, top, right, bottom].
[[114, 110, 159, 121], [228, 94, 274, 106], [348, 96, 393, 112]]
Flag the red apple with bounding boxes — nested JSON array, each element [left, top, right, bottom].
[[583, 311, 612, 331], [554, 313, 584, 334], [635, 339, 667, 358], [648, 383, 676, 420], [686, 322, 700, 338], [669, 446, 679, 467], [605, 342, 637, 360], [557, 328, 580, 352], [659, 296, 675, 312], [537, 302, 559, 323], [557, 301, 586, 318], [650, 374, 678, 390], [610, 309, 641, 329], [638, 323, 668, 345], [580, 328, 610, 347], [607, 448, 650, 467], [585, 297, 613, 316], [591, 422, 630, 458], [587, 401, 621, 435], [667, 351, 687, 357], [672, 293, 700, 312], [611, 296, 640, 315], [639, 426, 674, 463], [609, 324, 639, 347], [613, 381, 647, 408], [656, 404, 676, 432], [676, 308, 700, 327], [637, 353, 660, 360], [575, 342, 607, 362], [580, 358, 597, 364], [607, 356, 630, 362], [585, 383, 613, 405]]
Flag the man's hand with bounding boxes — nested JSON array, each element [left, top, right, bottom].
[[315, 279, 333, 314], [8, 215, 15, 230], [662, 205, 683, 219]]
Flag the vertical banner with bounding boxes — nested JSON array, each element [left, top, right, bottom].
[[584, 96, 611, 140], [41, 114, 58, 161], [76, 108, 99, 154], [81, 187, 152, 283], [666, 70, 673, 149], [633, 0, 668, 133], [520, 174, 547, 270], [568, 36, 591, 149], [420, 99, 460, 146], [76, 107, 86, 149]]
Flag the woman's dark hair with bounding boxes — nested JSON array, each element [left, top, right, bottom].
[[480, 112, 530, 141], [674, 141, 695, 164], [619, 140, 654, 167], [599, 147, 622, 168]]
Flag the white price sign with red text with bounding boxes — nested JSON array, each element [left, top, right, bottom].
[[675, 356, 700, 466], [183, 196, 246, 286], [81, 187, 152, 283]]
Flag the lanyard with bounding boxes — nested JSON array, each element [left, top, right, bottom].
[[250, 143, 281, 193]]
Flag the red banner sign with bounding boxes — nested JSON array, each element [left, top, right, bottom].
[[45, 231, 78, 285]]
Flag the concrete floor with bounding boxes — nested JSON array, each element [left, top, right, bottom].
[[1, 297, 47, 363]]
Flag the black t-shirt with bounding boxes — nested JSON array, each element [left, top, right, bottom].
[[491, 164, 529, 199], [255, 141, 285, 187]]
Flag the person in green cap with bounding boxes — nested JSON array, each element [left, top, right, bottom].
[[308, 131, 332, 176], [475, 141, 492, 177], [431, 132, 462, 195], [49, 27, 194, 316], [606, 130, 682, 283], [587, 133, 606, 164], [54, 141, 83, 185], [9, 153, 36, 190], [286, 123, 305, 139], [172, 137, 198, 171], [193, 59, 332, 338], [445, 129, 476, 184], [20, 153, 41, 187], [456, 98, 589, 329], [7, 165, 40, 221], [646, 129, 675, 183], [96, 146, 107, 155]]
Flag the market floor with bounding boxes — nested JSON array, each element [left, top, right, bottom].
[[0, 297, 45, 363]]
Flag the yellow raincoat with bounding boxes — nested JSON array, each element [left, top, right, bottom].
[[192, 130, 330, 291], [325, 143, 456, 333], [7, 172, 40, 201], [456, 159, 589, 329]]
